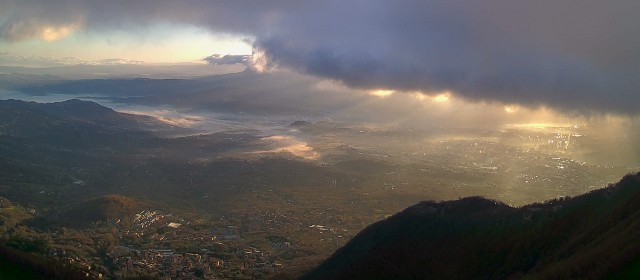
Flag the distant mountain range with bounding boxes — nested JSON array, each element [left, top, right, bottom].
[[0, 98, 174, 137], [0, 70, 368, 117], [301, 173, 640, 280]]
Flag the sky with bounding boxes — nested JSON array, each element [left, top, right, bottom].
[[0, 24, 251, 63], [1, 1, 640, 115]]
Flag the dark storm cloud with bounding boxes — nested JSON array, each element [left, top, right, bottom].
[[2, 0, 640, 114]]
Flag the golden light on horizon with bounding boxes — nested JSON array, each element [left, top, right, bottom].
[[504, 105, 519, 114], [410, 91, 451, 103], [39, 24, 79, 42], [412, 93, 427, 101], [504, 122, 573, 130], [369, 89, 395, 98], [432, 93, 450, 103]]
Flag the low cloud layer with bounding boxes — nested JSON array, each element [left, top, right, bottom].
[[203, 54, 251, 66], [2, 1, 640, 114]]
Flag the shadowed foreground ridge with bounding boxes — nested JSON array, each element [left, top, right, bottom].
[[303, 172, 640, 280], [57, 195, 148, 227]]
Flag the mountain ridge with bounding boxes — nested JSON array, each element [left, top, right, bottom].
[[301, 172, 640, 280], [0, 99, 175, 136]]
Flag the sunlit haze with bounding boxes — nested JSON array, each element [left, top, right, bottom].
[[1, 1, 640, 279]]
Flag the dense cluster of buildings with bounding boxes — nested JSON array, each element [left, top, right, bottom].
[[110, 248, 228, 279]]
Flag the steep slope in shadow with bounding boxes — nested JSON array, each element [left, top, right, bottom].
[[303, 173, 640, 280], [53, 194, 149, 228]]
